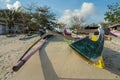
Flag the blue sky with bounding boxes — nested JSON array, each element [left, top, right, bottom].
[[0, 0, 120, 24]]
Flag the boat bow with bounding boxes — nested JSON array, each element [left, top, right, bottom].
[[70, 26, 104, 62]]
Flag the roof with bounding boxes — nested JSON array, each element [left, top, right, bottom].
[[109, 24, 120, 28], [77, 29, 98, 34]]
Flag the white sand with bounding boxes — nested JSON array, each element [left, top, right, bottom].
[[0, 35, 40, 80], [0, 35, 120, 80]]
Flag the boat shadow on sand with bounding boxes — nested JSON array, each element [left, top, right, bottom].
[[39, 36, 120, 80], [39, 37, 84, 80], [103, 47, 120, 76]]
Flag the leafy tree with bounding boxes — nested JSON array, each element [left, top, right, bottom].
[[0, 9, 17, 33], [100, 22, 110, 35], [99, 22, 109, 28], [0, 3, 56, 34], [90, 23, 98, 27], [0, 8, 26, 34], [70, 24, 79, 30], [57, 22, 65, 29], [104, 3, 120, 24], [71, 16, 85, 29], [34, 6, 56, 30]]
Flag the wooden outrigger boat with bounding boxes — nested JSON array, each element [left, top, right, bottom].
[[19, 34, 39, 40], [109, 24, 120, 37], [47, 26, 105, 63], [47, 26, 105, 68], [13, 25, 105, 71], [46, 26, 105, 63]]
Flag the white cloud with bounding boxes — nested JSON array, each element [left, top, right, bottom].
[[6, 1, 22, 11], [6, 4, 13, 10], [13, 1, 22, 10], [59, 9, 72, 24], [5, 0, 10, 2], [0, 0, 11, 2], [58, 2, 96, 25]]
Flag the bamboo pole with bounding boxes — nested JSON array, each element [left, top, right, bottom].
[[13, 39, 46, 71]]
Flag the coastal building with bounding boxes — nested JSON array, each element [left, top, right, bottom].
[[0, 22, 8, 34], [0, 21, 26, 34]]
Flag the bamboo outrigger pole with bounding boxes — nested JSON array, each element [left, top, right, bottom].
[[12, 33, 52, 71], [12, 39, 46, 71]]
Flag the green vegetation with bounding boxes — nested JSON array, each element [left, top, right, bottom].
[[33, 6, 56, 30], [1, 2, 119, 34], [104, 2, 120, 24], [0, 9, 23, 33], [0, 4, 56, 34]]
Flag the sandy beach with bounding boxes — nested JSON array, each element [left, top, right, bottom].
[[0, 35, 120, 80], [0, 35, 40, 80]]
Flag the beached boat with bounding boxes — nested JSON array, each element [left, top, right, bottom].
[[39, 26, 104, 62], [12, 26, 105, 71], [70, 26, 104, 62], [19, 34, 39, 40], [109, 24, 120, 37], [64, 28, 72, 35]]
